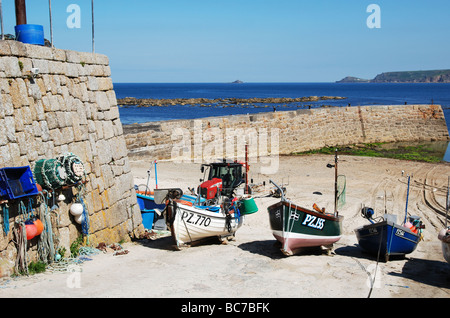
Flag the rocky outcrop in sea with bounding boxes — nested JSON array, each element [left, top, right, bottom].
[[117, 96, 347, 107]]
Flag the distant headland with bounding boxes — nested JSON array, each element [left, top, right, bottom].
[[337, 69, 450, 83]]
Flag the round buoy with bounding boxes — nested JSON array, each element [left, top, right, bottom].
[[438, 228, 448, 241], [25, 223, 37, 240], [70, 203, 84, 216], [75, 213, 84, 224], [33, 219, 44, 236]]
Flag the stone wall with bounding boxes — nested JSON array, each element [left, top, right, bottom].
[[124, 104, 449, 161], [0, 41, 141, 276]]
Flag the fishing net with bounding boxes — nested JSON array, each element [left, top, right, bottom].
[[337, 175, 346, 209], [33, 153, 85, 190], [56, 153, 85, 185], [33, 159, 67, 189]]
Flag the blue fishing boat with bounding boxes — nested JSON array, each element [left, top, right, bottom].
[[136, 191, 202, 230], [354, 176, 424, 261], [136, 192, 165, 230], [355, 214, 422, 261]]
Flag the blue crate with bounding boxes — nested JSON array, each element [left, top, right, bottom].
[[0, 166, 39, 200], [141, 211, 155, 230]]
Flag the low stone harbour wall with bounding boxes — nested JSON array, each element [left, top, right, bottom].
[[123, 104, 449, 163], [0, 41, 141, 276]]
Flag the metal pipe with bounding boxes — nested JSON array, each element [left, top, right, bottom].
[[48, 0, 53, 47], [91, 0, 94, 53], [15, 0, 27, 25], [0, 0, 4, 40]]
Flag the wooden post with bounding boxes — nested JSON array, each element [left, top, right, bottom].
[[15, 0, 27, 25]]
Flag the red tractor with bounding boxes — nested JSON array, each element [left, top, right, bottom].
[[198, 160, 249, 203]]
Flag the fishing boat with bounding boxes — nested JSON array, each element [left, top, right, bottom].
[[151, 155, 258, 249], [136, 191, 201, 230], [267, 151, 344, 256], [156, 188, 257, 249], [354, 175, 424, 262], [134, 160, 205, 230]]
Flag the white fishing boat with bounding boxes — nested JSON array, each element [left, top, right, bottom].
[[167, 199, 244, 249], [154, 188, 257, 250]]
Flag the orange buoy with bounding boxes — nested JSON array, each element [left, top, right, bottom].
[[33, 219, 44, 236], [25, 223, 37, 240]]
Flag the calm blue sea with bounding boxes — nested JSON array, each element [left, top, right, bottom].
[[114, 82, 450, 126], [114, 82, 450, 161]]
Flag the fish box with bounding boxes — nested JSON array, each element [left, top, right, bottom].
[[0, 166, 39, 200], [141, 211, 155, 230]]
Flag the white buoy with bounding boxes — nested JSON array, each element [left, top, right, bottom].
[[70, 203, 84, 216], [75, 213, 84, 224]]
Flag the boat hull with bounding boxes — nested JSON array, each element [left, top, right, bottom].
[[443, 242, 450, 264], [268, 201, 343, 255], [355, 220, 420, 261], [167, 200, 244, 249], [438, 228, 450, 264]]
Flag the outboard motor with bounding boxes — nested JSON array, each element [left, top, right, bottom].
[[361, 206, 375, 223]]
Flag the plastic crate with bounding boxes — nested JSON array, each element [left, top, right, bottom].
[[141, 211, 155, 230], [0, 166, 39, 200]]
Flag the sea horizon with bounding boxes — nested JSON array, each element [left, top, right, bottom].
[[113, 82, 450, 123]]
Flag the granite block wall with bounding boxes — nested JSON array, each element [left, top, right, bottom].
[[0, 41, 141, 276], [123, 104, 449, 162]]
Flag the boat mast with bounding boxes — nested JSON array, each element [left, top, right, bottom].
[[245, 144, 249, 194], [446, 176, 449, 227], [403, 175, 411, 224], [334, 149, 338, 217], [326, 149, 339, 217]]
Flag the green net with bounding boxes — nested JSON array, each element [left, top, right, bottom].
[[34, 159, 66, 189]]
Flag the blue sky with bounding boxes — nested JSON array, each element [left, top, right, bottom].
[[1, 0, 450, 83]]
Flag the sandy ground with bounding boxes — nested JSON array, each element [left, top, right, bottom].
[[1, 155, 449, 298]]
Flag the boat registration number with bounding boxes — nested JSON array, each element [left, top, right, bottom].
[[301, 214, 325, 230], [181, 211, 212, 227]]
